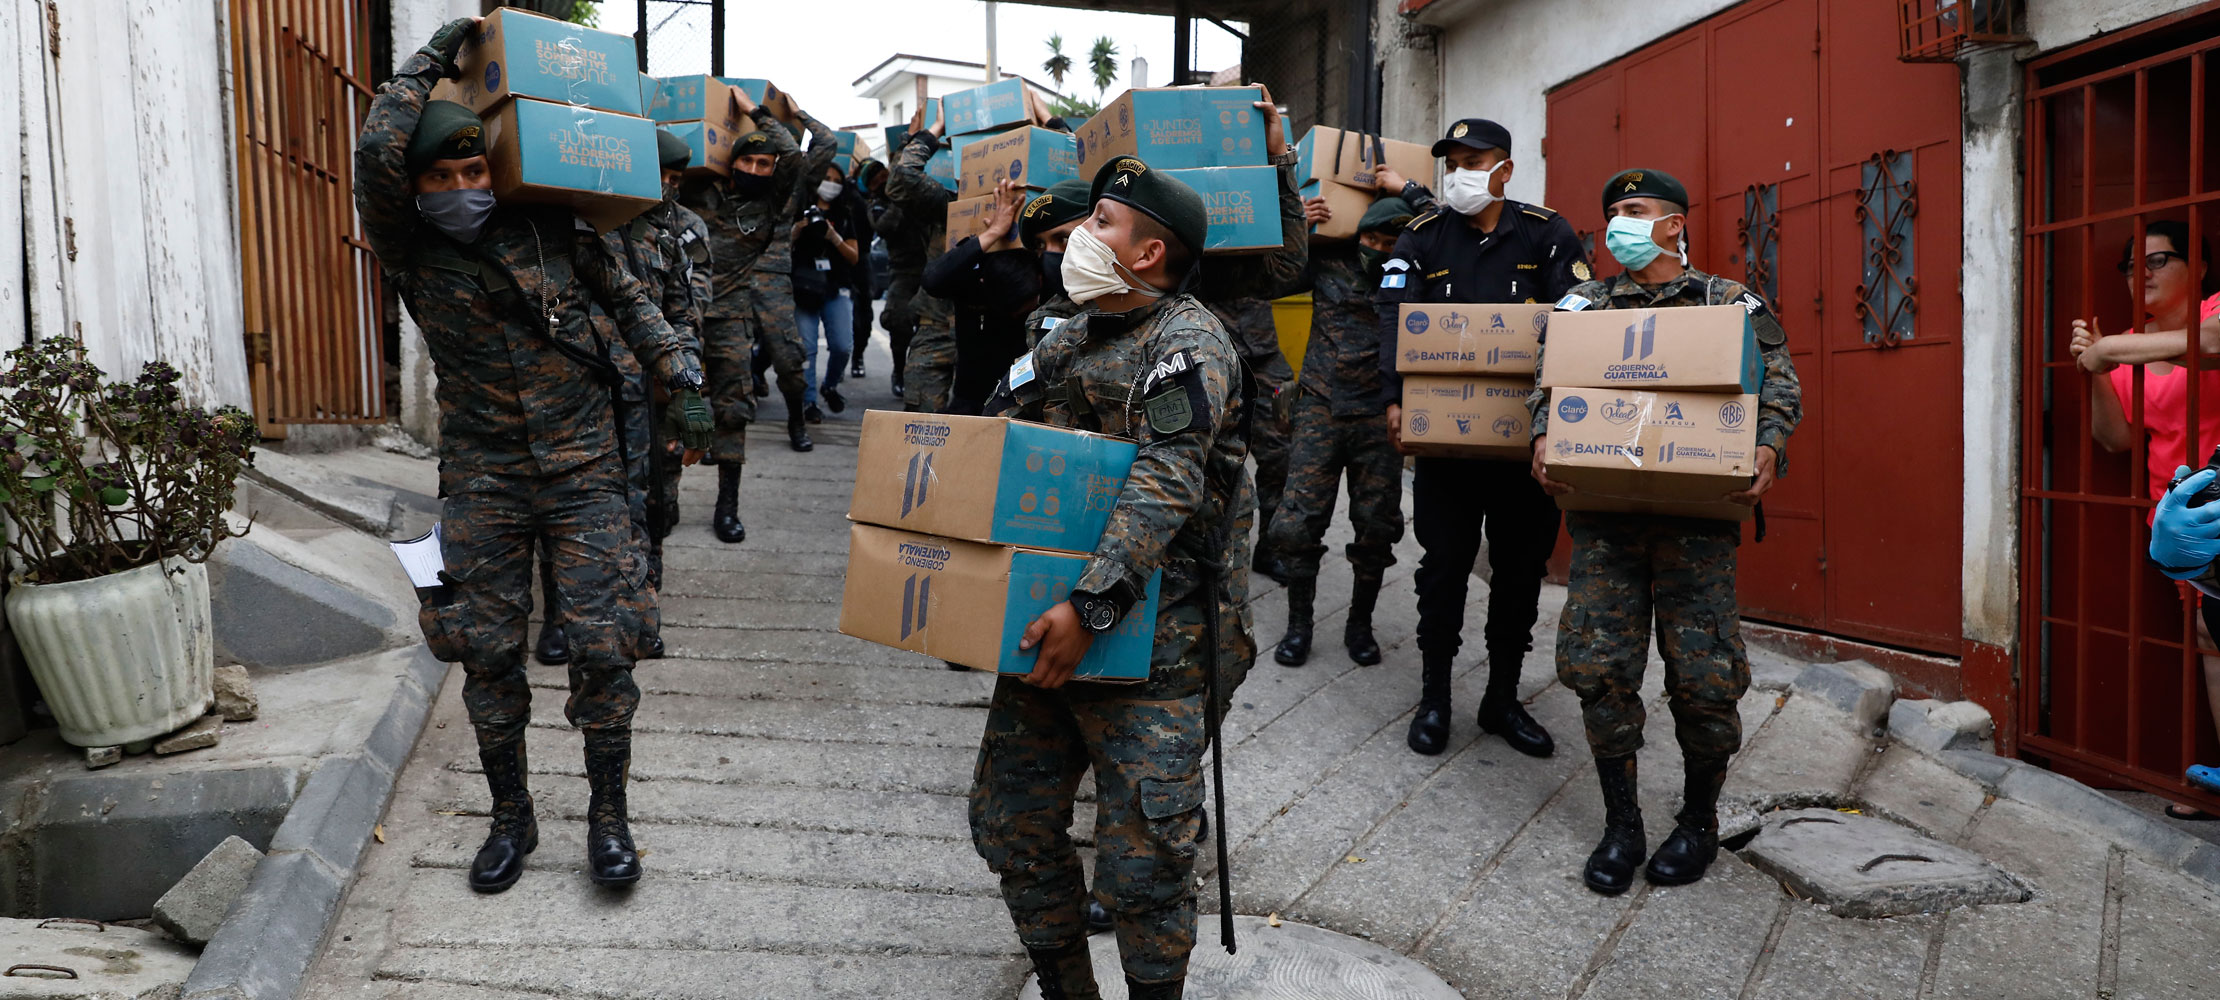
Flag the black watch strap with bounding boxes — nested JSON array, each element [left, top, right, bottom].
[[1070, 590, 1124, 633]]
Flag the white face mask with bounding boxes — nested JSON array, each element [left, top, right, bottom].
[[1061, 224, 1165, 305], [1441, 160, 1505, 217], [817, 180, 844, 202]]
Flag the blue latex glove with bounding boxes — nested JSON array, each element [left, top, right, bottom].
[[2150, 466, 2220, 578], [2189, 764, 2220, 796]]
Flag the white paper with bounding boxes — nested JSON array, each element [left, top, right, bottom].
[[390, 524, 446, 588]]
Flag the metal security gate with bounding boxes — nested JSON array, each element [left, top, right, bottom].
[[1542, 0, 1966, 656], [2020, 3, 2220, 811], [230, 0, 387, 431]]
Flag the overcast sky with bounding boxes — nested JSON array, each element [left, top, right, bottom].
[[592, 0, 1247, 129]]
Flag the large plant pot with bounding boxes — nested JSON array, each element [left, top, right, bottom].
[[7, 559, 214, 747]]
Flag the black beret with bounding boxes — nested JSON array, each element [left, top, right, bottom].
[[1358, 196, 1416, 235], [656, 129, 692, 171], [1019, 178, 1093, 246], [406, 100, 487, 176], [1431, 118, 1511, 158], [856, 159, 888, 187], [1090, 156, 1208, 261], [1604, 168, 1689, 212], [735, 131, 775, 156]]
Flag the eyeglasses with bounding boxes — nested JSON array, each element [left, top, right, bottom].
[[2118, 251, 2187, 274]]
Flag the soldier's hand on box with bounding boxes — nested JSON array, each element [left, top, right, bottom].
[[1252, 85, 1286, 157], [674, 389, 714, 452], [1303, 196, 1332, 226], [1386, 403, 1413, 456], [1532, 436, 1573, 496], [1728, 446, 1779, 505], [1375, 168, 1409, 194], [1019, 601, 1093, 689], [423, 17, 478, 79]]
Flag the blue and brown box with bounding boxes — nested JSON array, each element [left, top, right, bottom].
[[664, 120, 739, 177], [838, 523, 1161, 682], [443, 7, 642, 117], [958, 126, 1079, 197], [1164, 165, 1283, 254], [646, 75, 738, 123], [1394, 303, 1552, 375], [1538, 304, 1761, 393], [848, 410, 1135, 554], [1542, 387, 1759, 522], [481, 96, 661, 232], [1399, 375, 1535, 460], [1075, 86, 1266, 178], [941, 77, 1043, 135]]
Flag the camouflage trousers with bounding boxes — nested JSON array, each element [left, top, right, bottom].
[[971, 601, 1211, 986], [903, 313, 957, 413], [539, 392, 660, 637], [1263, 390, 1403, 581], [418, 456, 644, 754], [1247, 353, 1293, 543], [704, 269, 808, 464], [1556, 512, 1750, 760]]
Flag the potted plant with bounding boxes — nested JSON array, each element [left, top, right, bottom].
[[0, 339, 257, 749]]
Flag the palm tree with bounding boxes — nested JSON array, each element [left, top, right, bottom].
[[1087, 37, 1120, 99], [1042, 34, 1073, 92]]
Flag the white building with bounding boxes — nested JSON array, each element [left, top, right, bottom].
[[850, 53, 1068, 132]]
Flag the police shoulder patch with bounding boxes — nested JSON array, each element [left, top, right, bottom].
[[1572, 260, 1592, 281], [1556, 293, 1593, 312], [1522, 203, 1559, 220], [1408, 211, 1441, 231], [1141, 348, 1211, 436]]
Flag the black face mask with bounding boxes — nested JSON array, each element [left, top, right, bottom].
[[730, 171, 772, 199], [417, 189, 497, 244], [1039, 252, 1065, 300], [1357, 246, 1390, 276]]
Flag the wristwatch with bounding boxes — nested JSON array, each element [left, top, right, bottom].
[[1070, 591, 1121, 633], [666, 363, 705, 393]]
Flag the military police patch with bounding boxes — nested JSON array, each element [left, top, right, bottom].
[[1141, 349, 1210, 436], [1572, 259, 1592, 281]]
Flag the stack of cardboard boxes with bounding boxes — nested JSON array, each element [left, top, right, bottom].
[[1393, 303, 1552, 458], [938, 79, 1072, 250], [1075, 87, 1283, 254], [431, 8, 663, 232], [642, 75, 750, 176], [1537, 305, 1763, 521], [838, 411, 1161, 681], [1294, 126, 1432, 242]]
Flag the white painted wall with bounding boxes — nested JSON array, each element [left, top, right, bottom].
[[391, 0, 479, 450], [2028, 0, 2209, 51]]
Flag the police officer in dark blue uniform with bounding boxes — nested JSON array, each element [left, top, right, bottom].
[[1376, 118, 1591, 759]]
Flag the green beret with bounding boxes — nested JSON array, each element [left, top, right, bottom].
[[1089, 156, 1207, 261], [736, 131, 775, 156], [656, 129, 692, 171], [1603, 168, 1689, 212], [1358, 196, 1416, 235], [1018, 178, 1093, 246], [405, 100, 487, 177]]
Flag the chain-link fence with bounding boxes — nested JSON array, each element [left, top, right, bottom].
[[1239, 0, 1375, 139], [637, 0, 720, 76]]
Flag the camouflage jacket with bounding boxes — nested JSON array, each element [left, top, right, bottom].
[[678, 109, 837, 312], [600, 198, 710, 401], [994, 294, 1255, 618], [1197, 152, 1308, 364], [1024, 294, 1081, 349], [1526, 268, 1802, 465], [355, 50, 697, 490], [1295, 185, 1438, 417], [886, 134, 955, 324], [868, 193, 929, 272]]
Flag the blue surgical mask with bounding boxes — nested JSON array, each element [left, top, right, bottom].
[[417, 188, 497, 244], [1604, 214, 1683, 271]]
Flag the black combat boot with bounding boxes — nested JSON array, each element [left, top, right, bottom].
[[783, 389, 815, 452], [583, 731, 642, 887], [1584, 754, 1646, 896], [1274, 577, 1315, 666], [534, 544, 569, 666], [468, 741, 537, 893], [1646, 755, 1730, 886], [1406, 650, 1455, 755], [637, 632, 665, 660], [1476, 650, 1553, 758], [1126, 976, 1184, 1000], [713, 464, 747, 544], [1026, 939, 1102, 1000], [1344, 572, 1383, 666]]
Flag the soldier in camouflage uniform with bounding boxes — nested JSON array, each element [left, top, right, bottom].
[[679, 89, 838, 544], [886, 123, 959, 413], [356, 19, 713, 893], [976, 158, 1257, 1000], [863, 162, 919, 397], [1527, 168, 1801, 896], [1017, 177, 1093, 347], [1263, 186, 1432, 670]]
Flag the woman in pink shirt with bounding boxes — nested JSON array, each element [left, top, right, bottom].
[[2073, 220, 2220, 820]]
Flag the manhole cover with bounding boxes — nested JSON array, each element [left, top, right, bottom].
[[1017, 916, 1462, 1000], [1741, 807, 2030, 918]]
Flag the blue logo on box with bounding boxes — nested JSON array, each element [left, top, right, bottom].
[[1558, 396, 1589, 423], [486, 62, 503, 91], [1492, 415, 1522, 439], [1602, 398, 1638, 424], [1405, 312, 1430, 335], [1719, 400, 1747, 428], [1534, 312, 1550, 334], [1410, 413, 1429, 435]]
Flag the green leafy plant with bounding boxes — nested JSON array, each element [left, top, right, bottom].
[[0, 339, 257, 585], [1043, 34, 1073, 91], [1087, 36, 1120, 99]]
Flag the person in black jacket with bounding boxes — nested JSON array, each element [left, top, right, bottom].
[[923, 178, 1039, 416], [792, 163, 862, 418], [848, 159, 882, 379]]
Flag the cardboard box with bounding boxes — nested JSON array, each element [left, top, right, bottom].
[[1295, 126, 1433, 192], [1301, 178, 1374, 243], [1394, 303, 1551, 375], [1538, 305, 1761, 393], [832, 130, 864, 174], [1164, 166, 1283, 254], [941, 77, 1040, 135], [839, 524, 1160, 681], [444, 8, 643, 117], [645, 75, 737, 123], [480, 95, 660, 233], [848, 411, 1137, 553], [943, 193, 1001, 251], [1541, 387, 1758, 521], [1399, 376, 1535, 459], [1075, 86, 1267, 178], [719, 77, 774, 106], [958, 126, 1079, 197], [663, 119, 737, 177]]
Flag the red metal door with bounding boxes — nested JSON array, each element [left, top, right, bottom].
[[1542, 0, 1965, 654]]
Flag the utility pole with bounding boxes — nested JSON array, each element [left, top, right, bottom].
[[984, 1, 999, 82]]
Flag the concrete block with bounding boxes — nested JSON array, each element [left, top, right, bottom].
[[28, 765, 296, 920], [206, 538, 394, 673], [1790, 658, 1897, 731], [363, 679, 431, 775], [0, 916, 197, 995], [182, 850, 344, 1000], [1747, 643, 1807, 692], [268, 754, 388, 875], [1996, 763, 2201, 865], [153, 835, 266, 946], [1937, 748, 2021, 787], [212, 664, 258, 722], [1890, 698, 1996, 755], [85, 745, 122, 769], [154, 714, 225, 755], [1742, 808, 2029, 917]]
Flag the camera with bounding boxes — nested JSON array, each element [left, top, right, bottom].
[[801, 206, 828, 227], [2167, 445, 2220, 508]]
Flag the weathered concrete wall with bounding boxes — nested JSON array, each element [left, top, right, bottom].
[[1960, 47, 2023, 651], [2027, 0, 2209, 52], [389, 0, 477, 450]]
